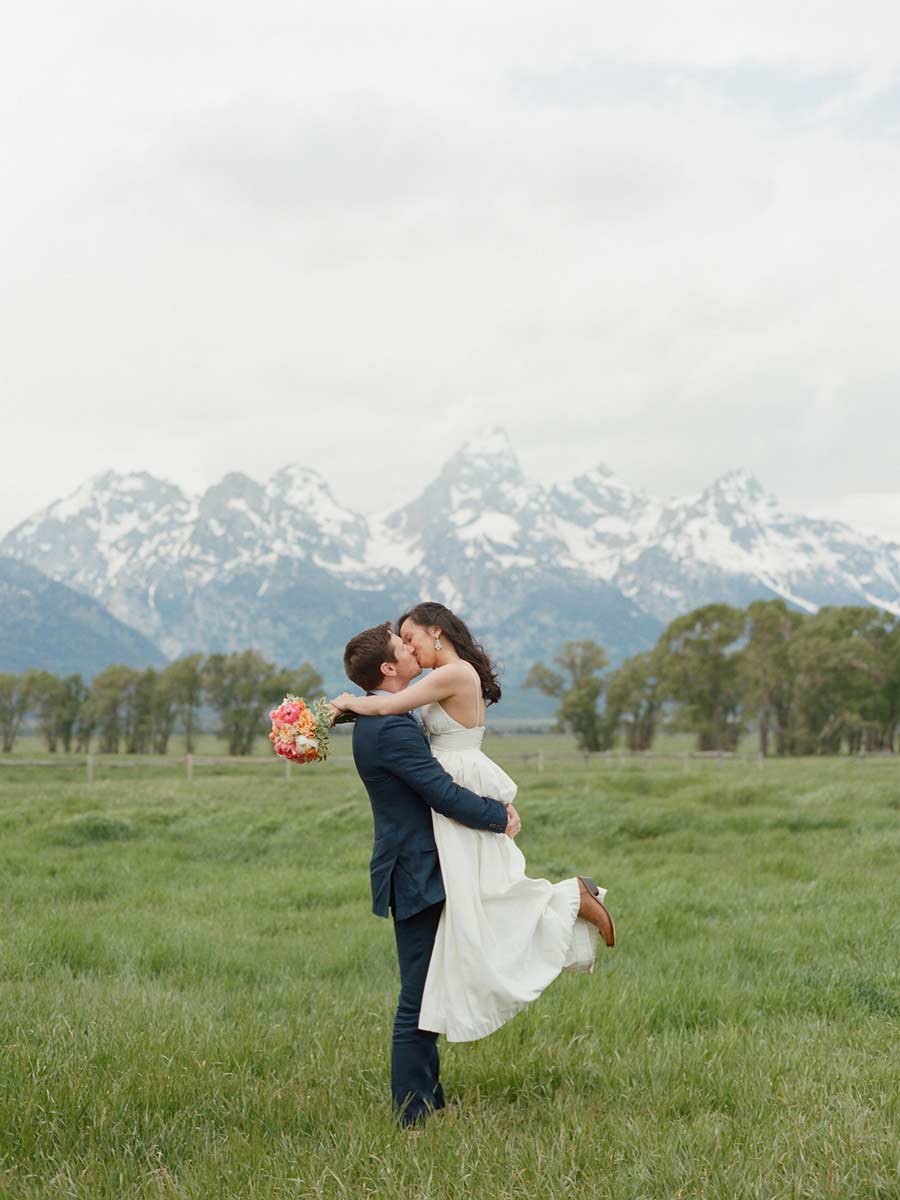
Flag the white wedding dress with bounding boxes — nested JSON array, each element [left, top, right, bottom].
[[417, 670, 604, 1043]]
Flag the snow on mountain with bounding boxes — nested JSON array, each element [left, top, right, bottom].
[[0, 465, 375, 658], [2, 437, 900, 695], [549, 465, 661, 580], [363, 429, 658, 675], [266, 464, 369, 567], [610, 468, 900, 621], [9, 470, 189, 588], [379, 428, 566, 588]]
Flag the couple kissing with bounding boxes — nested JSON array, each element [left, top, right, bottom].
[[331, 602, 615, 1128]]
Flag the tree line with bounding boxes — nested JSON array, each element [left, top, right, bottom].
[[527, 600, 900, 756], [0, 652, 323, 756]]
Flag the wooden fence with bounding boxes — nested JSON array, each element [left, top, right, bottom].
[[1, 747, 897, 783]]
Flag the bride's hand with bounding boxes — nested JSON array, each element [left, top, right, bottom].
[[330, 693, 358, 713]]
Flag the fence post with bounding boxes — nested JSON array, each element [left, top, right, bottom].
[[536, 749, 544, 772], [186, 753, 193, 781], [682, 752, 689, 772], [86, 753, 94, 785], [718, 751, 724, 768], [757, 751, 764, 770]]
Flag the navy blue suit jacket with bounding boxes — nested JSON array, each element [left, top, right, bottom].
[[352, 711, 509, 920]]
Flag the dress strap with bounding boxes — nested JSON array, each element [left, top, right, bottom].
[[464, 661, 483, 726]]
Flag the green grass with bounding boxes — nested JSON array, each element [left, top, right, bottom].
[[1, 753, 899, 1198]]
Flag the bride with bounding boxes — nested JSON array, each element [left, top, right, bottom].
[[331, 601, 615, 1043]]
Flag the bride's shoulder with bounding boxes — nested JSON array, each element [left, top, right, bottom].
[[431, 662, 475, 686]]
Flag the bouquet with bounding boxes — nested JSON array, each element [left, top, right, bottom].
[[268, 694, 335, 764]]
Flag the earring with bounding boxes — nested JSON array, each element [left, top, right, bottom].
[[434, 636, 442, 651]]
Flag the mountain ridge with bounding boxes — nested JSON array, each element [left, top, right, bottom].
[[0, 557, 167, 678], [2, 433, 898, 703]]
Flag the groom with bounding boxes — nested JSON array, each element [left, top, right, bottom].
[[343, 621, 521, 1126]]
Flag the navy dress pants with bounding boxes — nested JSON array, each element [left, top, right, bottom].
[[390, 898, 445, 1125]]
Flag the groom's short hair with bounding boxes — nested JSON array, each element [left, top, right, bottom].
[[343, 621, 396, 692]]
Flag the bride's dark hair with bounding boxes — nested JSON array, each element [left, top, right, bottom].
[[396, 601, 502, 706]]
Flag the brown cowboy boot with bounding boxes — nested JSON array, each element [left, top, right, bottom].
[[577, 876, 616, 948]]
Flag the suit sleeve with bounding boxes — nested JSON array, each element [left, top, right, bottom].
[[377, 718, 508, 833]]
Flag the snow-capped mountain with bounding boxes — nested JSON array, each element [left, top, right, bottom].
[[550, 464, 661, 582], [2, 429, 899, 702], [364, 432, 659, 681], [612, 469, 900, 622], [375, 430, 571, 599]]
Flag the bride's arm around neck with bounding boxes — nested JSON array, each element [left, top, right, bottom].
[[333, 663, 474, 717]]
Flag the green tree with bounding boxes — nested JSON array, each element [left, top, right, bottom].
[[787, 607, 890, 754], [162, 654, 205, 753], [656, 604, 746, 751], [149, 668, 179, 754], [739, 600, 805, 756], [525, 640, 610, 751], [879, 619, 900, 752], [57, 674, 88, 753], [124, 668, 158, 754], [74, 690, 97, 754], [855, 612, 900, 752], [91, 665, 140, 754], [264, 661, 324, 709], [203, 650, 280, 756], [605, 651, 660, 751], [23, 670, 67, 753], [0, 673, 32, 753]]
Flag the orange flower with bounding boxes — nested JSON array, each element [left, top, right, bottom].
[[297, 710, 318, 738]]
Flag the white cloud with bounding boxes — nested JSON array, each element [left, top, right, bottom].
[[797, 492, 900, 543], [2, 0, 900, 537]]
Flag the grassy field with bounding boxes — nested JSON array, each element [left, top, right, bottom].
[[1, 749, 899, 1199]]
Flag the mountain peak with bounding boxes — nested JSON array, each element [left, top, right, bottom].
[[479, 426, 514, 453], [707, 468, 766, 497], [201, 472, 264, 501], [453, 426, 517, 462], [268, 462, 334, 504], [572, 462, 643, 495], [441, 428, 523, 485], [667, 468, 783, 526], [551, 461, 652, 523], [45, 470, 184, 524], [585, 462, 616, 479], [3, 452, 900, 683], [270, 462, 328, 486], [266, 462, 366, 544]]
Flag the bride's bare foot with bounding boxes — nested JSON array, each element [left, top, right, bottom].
[[577, 876, 616, 948]]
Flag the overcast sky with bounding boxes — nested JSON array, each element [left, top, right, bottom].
[[3, 1, 900, 540]]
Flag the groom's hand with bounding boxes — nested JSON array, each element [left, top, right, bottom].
[[504, 804, 521, 838]]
